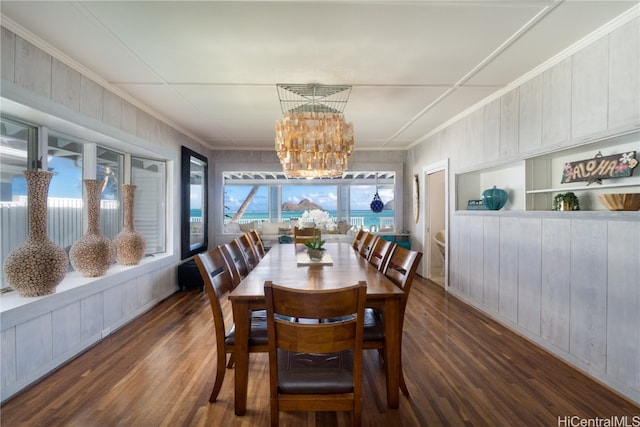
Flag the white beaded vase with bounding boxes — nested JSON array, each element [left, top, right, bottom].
[[114, 184, 146, 265], [3, 170, 68, 297], [69, 179, 115, 277]]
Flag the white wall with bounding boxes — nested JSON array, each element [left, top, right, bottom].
[[405, 14, 640, 404], [0, 26, 204, 402]]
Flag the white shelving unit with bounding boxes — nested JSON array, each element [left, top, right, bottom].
[[456, 130, 640, 212]]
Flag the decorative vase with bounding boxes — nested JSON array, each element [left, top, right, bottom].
[[482, 186, 508, 210], [3, 170, 68, 297], [114, 184, 146, 265], [69, 179, 115, 277]]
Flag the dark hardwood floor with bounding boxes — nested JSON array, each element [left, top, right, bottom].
[[2, 277, 638, 426]]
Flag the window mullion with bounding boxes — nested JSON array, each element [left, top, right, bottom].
[[83, 143, 97, 179]]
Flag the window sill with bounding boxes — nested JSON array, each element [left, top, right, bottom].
[[0, 253, 176, 324]]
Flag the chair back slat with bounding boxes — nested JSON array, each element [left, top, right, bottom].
[[368, 238, 394, 271], [237, 233, 260, 271], [221, 240, 249, 286], [293, 226, 319, 244], [194, 247, 234, 347], [358, 233, 376, 258], [351, 228, 365, 249], [248, 229, 266, 258], [383, 245, 423, 312]]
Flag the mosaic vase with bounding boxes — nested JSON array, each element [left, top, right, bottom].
[[69, 179, 115, 277], [114, 184, 146, 265], [3, 170, 68, 297]]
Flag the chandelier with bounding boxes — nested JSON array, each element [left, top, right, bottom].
[[275, 83, 354, 178]]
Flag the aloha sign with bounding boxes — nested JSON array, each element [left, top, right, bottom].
[[561, 151, 638, 184]]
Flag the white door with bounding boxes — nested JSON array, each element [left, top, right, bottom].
[[423, 160, 448, 288]]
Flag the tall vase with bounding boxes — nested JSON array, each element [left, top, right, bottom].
[[69, 179, 115, 277], [114, 184, 146, 265], [3, 171, 68, 297]]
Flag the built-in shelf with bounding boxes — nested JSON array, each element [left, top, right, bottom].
[[456, 130, 640, 211], [526, 182, 639, 194]]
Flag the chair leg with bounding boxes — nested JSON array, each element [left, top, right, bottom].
[[270, 398, 279, 427], [400, 368, 410, 396], [227, 353, 235, 368], [354, 398, 362, 427], [209, 351, 228, 402]]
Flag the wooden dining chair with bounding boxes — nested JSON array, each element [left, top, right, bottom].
[[237, 233, 260, 271], [248, 229, 266, 258], [194, 247, 269, 403], [367, 238, 395, 271], [220, 239, 250, 287], [351, 228, 365, 250], [363, 245, 423, 397], [357, 232, 376, 259], [293, 226, 318, 244], [264, 281, 367, 427]]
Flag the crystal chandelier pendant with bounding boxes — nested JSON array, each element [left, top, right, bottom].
[[275, 84, 354, 178]]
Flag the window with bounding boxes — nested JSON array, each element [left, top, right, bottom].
[[132, 156, 166, 254], [222, 171, 395, 232], [47, 133, 83, 251], [281, 184, 338, 220], [1, 118, 168, 290], [348, 184, 395, 230], [224, 185, 269, 223], [0, 117, 37, 289], [97, 147, 124, 240]]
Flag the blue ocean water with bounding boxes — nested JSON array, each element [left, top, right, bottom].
[[224, 209, 393, 227]]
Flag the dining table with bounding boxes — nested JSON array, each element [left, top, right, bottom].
[[228, 242, 404, 416]]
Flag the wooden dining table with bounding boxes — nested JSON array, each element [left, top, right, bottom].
[[228, 242, 404, 416]]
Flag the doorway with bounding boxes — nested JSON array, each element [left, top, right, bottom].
[[422, 160, 448, 288]]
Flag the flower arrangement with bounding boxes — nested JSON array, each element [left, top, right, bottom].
[[304, 232, 326, 251], [304, 231, 326, 260], [298, 209, 336, 231]]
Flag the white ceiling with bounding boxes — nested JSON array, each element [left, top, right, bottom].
[[1, 1, 637, 151]]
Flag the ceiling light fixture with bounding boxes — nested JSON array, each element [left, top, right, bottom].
[[275, 83, 354, 178]]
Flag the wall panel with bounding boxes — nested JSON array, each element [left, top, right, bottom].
[[540, 218, 571, 351]]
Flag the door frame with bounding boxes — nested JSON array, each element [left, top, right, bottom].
[[422, 159, 449, 288]]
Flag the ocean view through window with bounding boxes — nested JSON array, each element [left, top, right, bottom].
[[223, 173, 395, 231]]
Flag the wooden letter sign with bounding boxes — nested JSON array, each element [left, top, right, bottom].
[[561, 151, 638, 184]]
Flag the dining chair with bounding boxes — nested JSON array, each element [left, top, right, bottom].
[[351, 228, 365, 250], [221, 239, 250, 287], [248, 229, 266, 258], [264, 280, 367, 427], [194, 247, 269, 403], [293, 226, 318, 244], [237, 233, 260, 271], [357, 232, 376, 259], [364, 245, 423, 397], [367, 238, 395, 271]]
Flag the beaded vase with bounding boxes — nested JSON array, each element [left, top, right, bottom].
[[69, 179, 115, 277], [3, 171, 68, 297], [114, 184, 146, 265]]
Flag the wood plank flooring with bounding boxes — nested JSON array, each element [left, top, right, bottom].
[[2, 277, 638, 426]]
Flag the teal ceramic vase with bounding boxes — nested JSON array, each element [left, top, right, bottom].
[[482, 186, 508, 210]]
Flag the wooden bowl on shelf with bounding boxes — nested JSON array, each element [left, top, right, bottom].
[[597, 193, 640, 211]]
